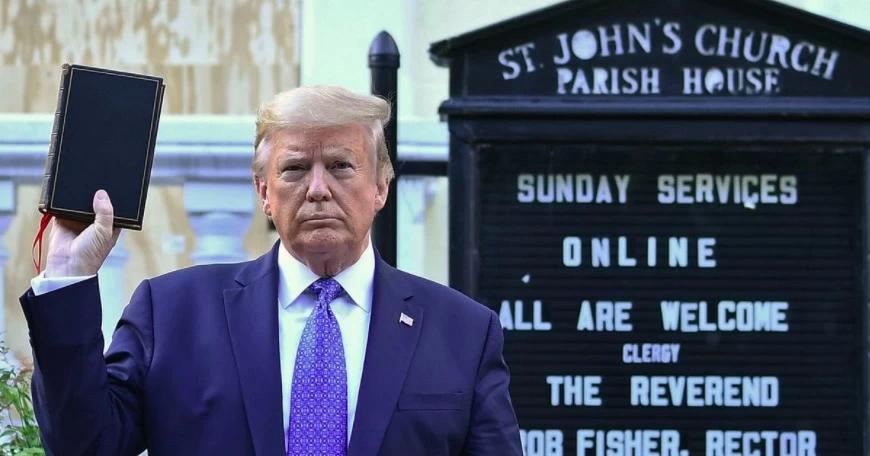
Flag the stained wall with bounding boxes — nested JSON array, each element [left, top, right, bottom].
[[0, 0, 295, 361]]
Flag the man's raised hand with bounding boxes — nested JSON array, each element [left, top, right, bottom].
[[44, 189, 121, 278]]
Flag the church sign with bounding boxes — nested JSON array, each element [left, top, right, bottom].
[[431, 0, 870, 455], [499, 19, 839, 96]]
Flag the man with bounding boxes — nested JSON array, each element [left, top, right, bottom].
[[20, 86, 522, 455]]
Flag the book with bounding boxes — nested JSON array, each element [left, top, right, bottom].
[[39, 63, 165, 230]]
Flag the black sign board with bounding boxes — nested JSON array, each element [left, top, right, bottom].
[[431, 1, 870, 455], [431, 0, 870, 99]]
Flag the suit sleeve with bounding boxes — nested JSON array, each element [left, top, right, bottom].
[[20, 276, 155, 456], [464, 310, 523, 456]]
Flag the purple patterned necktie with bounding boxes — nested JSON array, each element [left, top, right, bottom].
[[287, 278, 347, 456]]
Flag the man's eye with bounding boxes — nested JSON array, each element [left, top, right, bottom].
[[331, 161, 353, 170], [283, 164, 306, 172]]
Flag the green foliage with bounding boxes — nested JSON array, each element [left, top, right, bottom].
[[0, 347, 43, 456]]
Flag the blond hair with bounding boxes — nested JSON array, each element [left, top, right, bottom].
[[253, 85, 394, 182]]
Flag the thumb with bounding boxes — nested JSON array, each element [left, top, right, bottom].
[[93, 189, 114, 236]]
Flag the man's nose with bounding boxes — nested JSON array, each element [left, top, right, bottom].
[[306, 165, 332, 202]]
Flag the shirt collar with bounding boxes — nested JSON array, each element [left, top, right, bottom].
[[277, 240, 375, 313]]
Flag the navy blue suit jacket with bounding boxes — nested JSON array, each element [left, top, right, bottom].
[[20, 244, 522, 455]]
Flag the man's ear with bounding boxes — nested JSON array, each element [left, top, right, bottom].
[[253, 174, 271, 216], [374, 176, 390, 211]]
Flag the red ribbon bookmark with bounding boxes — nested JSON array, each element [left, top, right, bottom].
[[32, 212, 53, 274]]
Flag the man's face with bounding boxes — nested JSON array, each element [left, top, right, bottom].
[[255, 124, 388, 274]]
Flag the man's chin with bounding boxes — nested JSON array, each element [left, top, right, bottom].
[[294, 233, 348, 255]]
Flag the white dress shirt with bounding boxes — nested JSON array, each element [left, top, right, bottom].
[[31, 272, 95, 296], [30, 241, 375, 445], [276, 241, 374, 444]]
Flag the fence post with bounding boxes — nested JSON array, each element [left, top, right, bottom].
[[369, 31, 400, 266]]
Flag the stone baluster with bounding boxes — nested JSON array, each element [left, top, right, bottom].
[[0, 180, 14, 345], [98, 232, 129, 346], [185, 181, 253, 265]]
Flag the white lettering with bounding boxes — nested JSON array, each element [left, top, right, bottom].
[[662, 22, 682, 54], [572, 29, 598, 60], [563, 237, 581, 267], [547, 375, 602, 406], [812, 46, 839, 79], [623, 343, 681, 363], [565, 237, 717, 268], [498, 48, 521, 80], [698, 238, 717, 268], [577, 300, 632, 331], [696, 24, 717, 56], [668, 237, 688, 267], [598, 24, 624, 57], [618, 236, 637, 267], [663, 300, 789, 332], [517, 174, 534, 202], [515, 42, 537, 73], [657, 174, 798, 205], [706, 430, 816, 456], [520, 429, 563, 456], [632, 376, 779, 407], [577, 430, 683, 456], [553, 34, 571, 65]]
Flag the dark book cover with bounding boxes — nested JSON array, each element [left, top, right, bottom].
[[39, 64, 165, 230]]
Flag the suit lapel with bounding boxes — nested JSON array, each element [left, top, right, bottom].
[[348, 258, 423, 456], [224, 244, 285, 456]]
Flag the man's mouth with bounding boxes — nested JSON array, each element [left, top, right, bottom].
[[303, 215, 340, 222]]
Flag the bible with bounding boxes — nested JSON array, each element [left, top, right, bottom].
[[39, 64, 165, 230]]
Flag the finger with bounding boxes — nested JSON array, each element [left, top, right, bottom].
[[93, 189, 114, 235]]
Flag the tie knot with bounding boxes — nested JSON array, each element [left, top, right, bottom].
[[308, 277, 344, 306]]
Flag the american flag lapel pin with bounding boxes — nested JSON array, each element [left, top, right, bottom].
[[399, 313, 414, 327]]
